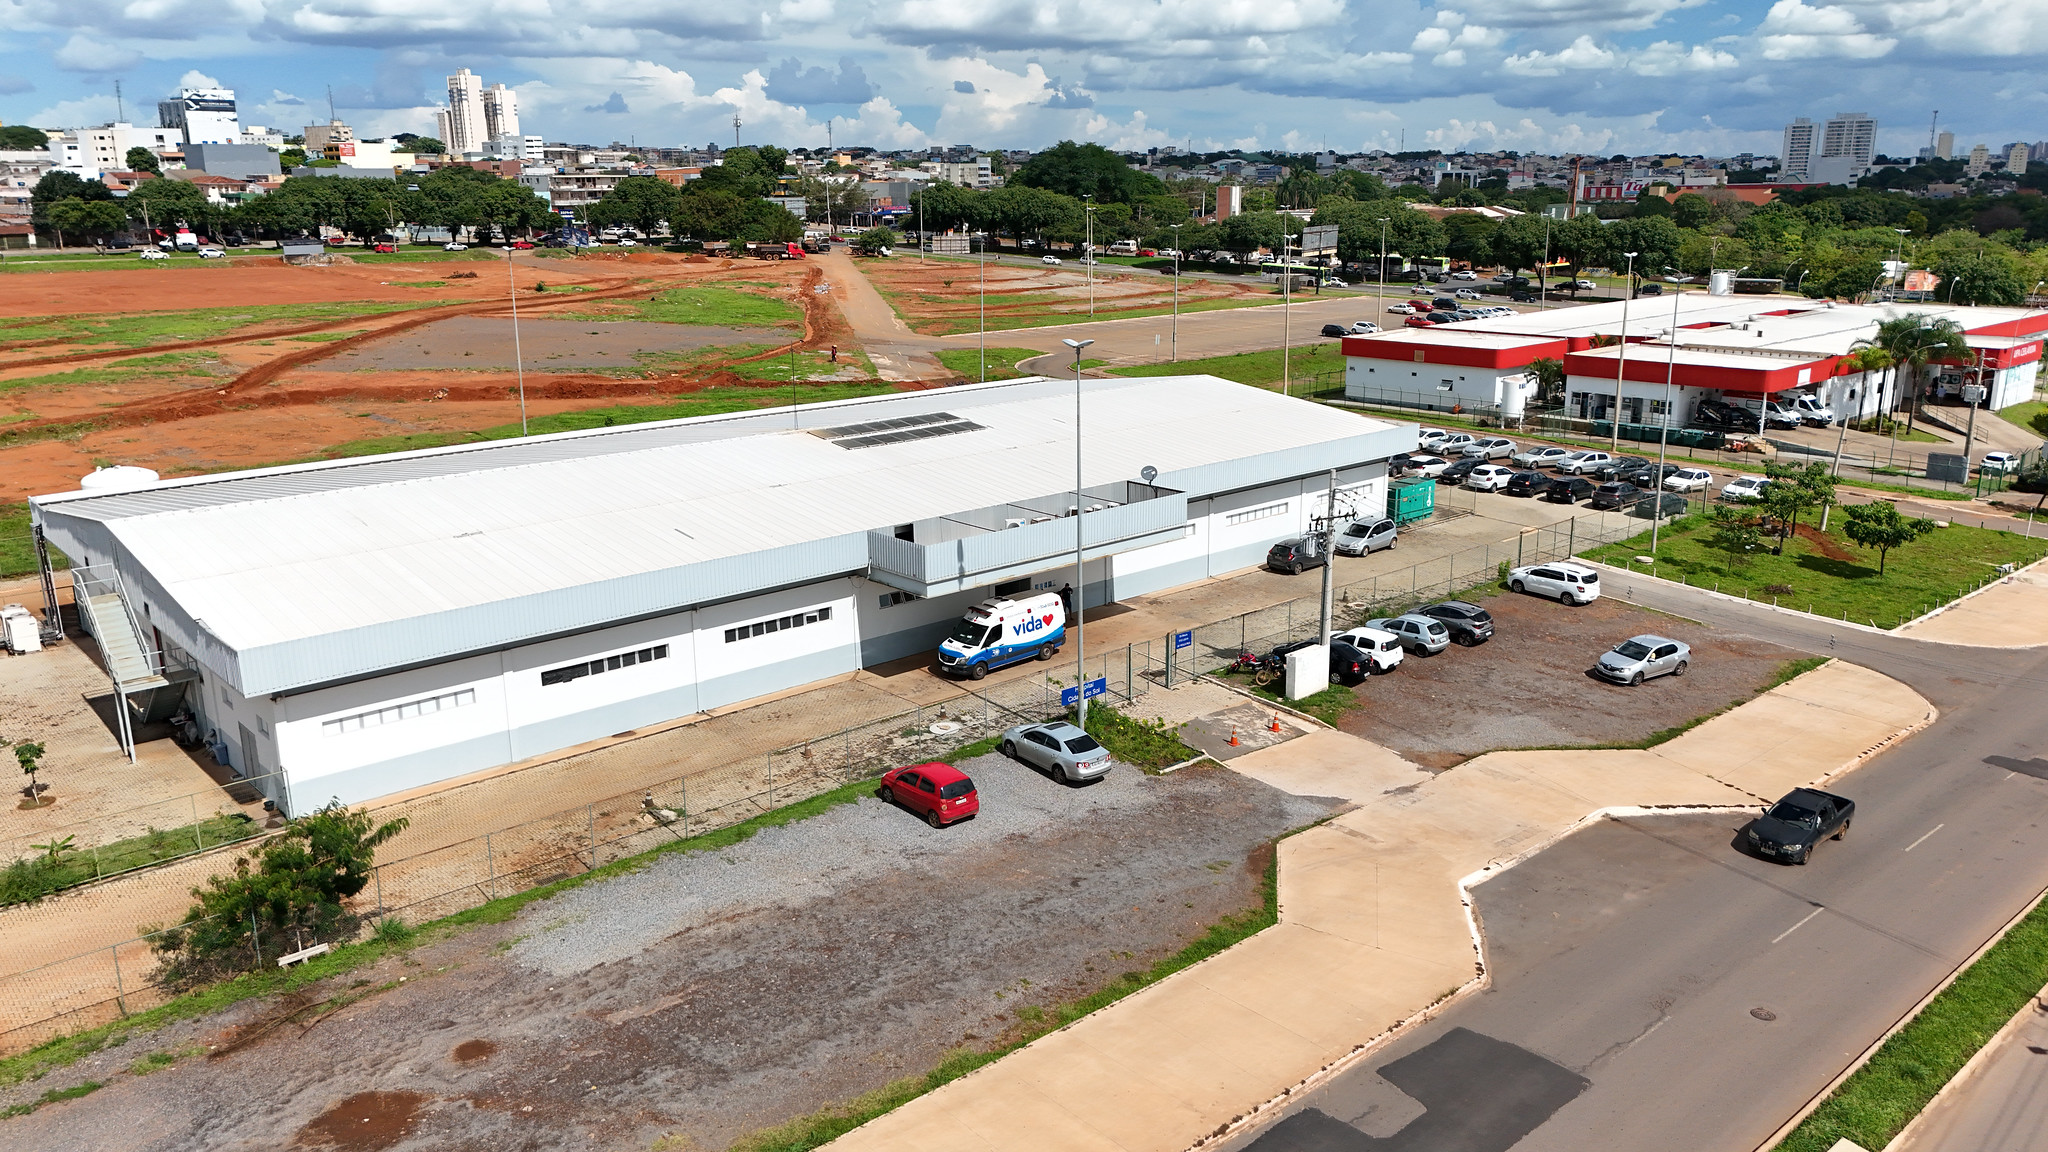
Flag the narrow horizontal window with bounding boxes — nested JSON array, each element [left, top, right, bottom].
[[724, 604, 835, 643], [538, 645, 668, 687], [323, 688, 477, 735]]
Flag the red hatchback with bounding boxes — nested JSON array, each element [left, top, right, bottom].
[[879, 762, 979, 828]]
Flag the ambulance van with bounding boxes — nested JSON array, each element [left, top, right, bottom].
[[936, 593, 1066, 680]]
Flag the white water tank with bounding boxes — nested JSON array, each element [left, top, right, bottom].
[[79, 466, 160, 492], [1708, 271, 1734, 296]]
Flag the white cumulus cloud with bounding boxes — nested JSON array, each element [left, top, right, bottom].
[[1756, 0, 1896, 59]]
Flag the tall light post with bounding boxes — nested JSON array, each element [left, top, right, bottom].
[[1651, 288, 1682, 556], [1084, 199, 1096, 318], [978, 230, 987, 381], [1539, 217, 1552, 311], [1063, 337, 1095, 727], [1281, 229, 1294, 397], [506, 248, 528, 435], [1376, 216, 1389, 323], [1609, 250, 1639, 450], [1170, 222, 1182, 362]]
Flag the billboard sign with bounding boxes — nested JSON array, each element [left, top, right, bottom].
[[1300, 224, 1339, 257]]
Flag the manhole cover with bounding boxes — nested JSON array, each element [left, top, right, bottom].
[[1750, 1007, 1778, 1021]]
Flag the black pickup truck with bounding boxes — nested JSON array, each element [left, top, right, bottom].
[[1747, 787, 1855, 864]]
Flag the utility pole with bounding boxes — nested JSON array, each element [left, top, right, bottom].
[[1610, 251, 1638, 449], [1318, 468, 1337, 648], [1170, 223, 1182, 361], [733, 113, 741, 149], [1281, 232, 1293, 397], [114, 80, 123, 123]]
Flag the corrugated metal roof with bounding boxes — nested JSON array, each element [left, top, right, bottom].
[[35, 376, 1404, 693]]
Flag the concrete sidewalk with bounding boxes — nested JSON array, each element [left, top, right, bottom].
[[1896, 558, 2048, 647], [825, 659, 1933, 1152], [1889, 981, 2048, 1152]]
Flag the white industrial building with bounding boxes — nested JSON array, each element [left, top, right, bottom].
[[30, 377, 1409, 814], [1343, 295, 2046, 424]]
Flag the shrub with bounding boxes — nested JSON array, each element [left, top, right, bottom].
[[151, 802, 407, 987]]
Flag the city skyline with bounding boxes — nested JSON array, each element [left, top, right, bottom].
[[3, 1, 2044, 158]]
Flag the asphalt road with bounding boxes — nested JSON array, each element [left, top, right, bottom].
[[1221, 580, 2048, 1152]]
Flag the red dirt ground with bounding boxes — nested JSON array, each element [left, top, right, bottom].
[[1, 255, 874, 501]]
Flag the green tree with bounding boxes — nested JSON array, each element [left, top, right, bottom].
[[152, 802, 409, 986], [1671, 193, 1717, 230], [1606, 217, 1684, 285], [124, 146, 161, 175], [13, 740, 46, 800], [856, 225, 897, 253], [1549, 212, 1611, 290], [1840, 501, 1934, 573], [909, 180, 981, 233], [1220, 209, 1295, 256], [45, 198, 129, 247], [1526, 357, 1565, 405], [1822, 257, 1888, 300], [125, 177, 213, 237], [0, 125, 51, 150], [401, 135, 446, 156], [1442, 213, 1498, 267], [1011, 140, 1166, 205], [1856, 313, 1972, 419], [587, 175, 680, 236], [1707, 504, 1766, 563], [1630, 193, 1673, 218], [980, 183, 1081, 247], [1756, 462, 1836, 553], [1490, 214, 1551, 276]]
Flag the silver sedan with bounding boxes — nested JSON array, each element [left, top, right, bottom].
[[1596, 634, 1691, 685], [1001, 721, 1112, 784], [1365, 614, 1451, 655]]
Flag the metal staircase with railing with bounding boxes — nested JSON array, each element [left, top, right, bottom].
[[70, 565, 186, 760]]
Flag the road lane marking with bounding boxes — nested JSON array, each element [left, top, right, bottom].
[[1904, 824, 1944, 852], [1772, 907, 1826, 944]]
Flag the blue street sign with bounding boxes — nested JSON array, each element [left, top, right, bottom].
[[1173, 630, 1193, 650], [1060, 686, 1080, 707], [1083, 677, 1108, 700]]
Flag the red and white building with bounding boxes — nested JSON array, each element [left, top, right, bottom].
[[1340, 295, 2047, 426]]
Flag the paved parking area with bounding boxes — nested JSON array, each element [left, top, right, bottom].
[[0, 751, 1336, 1152], [1329, 589, 1803, 769]]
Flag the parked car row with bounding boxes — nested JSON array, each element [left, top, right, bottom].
[[1245, 598, 1497, 690]]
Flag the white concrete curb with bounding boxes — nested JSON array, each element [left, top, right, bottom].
[[1578, 559, 1896, 636], [1879, 978, 2048, 1151]]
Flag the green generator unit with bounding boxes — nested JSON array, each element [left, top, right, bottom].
[[1386, 477, 1436, 525]]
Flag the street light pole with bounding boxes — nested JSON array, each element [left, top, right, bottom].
[[507, 249, 528, 435], [1610, 250, 1639, 450], [1652, 288, 1681, 557], [1539, 217, 1551, 311], [1376, 216, 1389, 324], [1063, 337, 1095, 727], [1170, 222, 1182, 361], [979, 231, 987, 382], [1282, 231, 1293, 397], [1084, 200, 1095, 318]]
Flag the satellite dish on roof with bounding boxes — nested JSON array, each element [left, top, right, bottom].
[[1140, 465, 1158, 484]]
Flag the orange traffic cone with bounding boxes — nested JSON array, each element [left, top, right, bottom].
[[1269, 714, 1283, 733], [1228, 727, 1241, 747]]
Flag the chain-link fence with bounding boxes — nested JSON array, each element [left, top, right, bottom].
[[0, 770, 283, 905], [0, 639, 1154, 1053]]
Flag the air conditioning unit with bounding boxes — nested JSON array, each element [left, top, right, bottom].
[[1004, 518, 1026, 530]]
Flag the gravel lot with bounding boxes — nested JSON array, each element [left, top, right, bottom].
[[1335, 590, 1801, 769], [1, 753, 1333, 1152]]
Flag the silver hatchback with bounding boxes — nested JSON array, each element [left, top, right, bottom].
[[1001, 721, 1112, 783], [1365, 614, 1451, 655], [1596, 635, 1691, 685]]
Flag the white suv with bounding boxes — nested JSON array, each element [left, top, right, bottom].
[[1466, 464, 1517, 491], [1721, 475, 1771, 501], [1508, 561, 1602, 606], [1332, 626, 1406, 673]]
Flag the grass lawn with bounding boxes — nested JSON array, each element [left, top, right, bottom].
[[1109, 343, 1349, 391], [1776, 892, 2048, 1152], [344, 248, 502, 265], [1, 815, 259, 906], [1077, 704, 1201, 772], [283, 382, 899, 462], [564, 285, 801, 328], [0, 351, 228, 396], [1584, 514, 2048, 628], [0, 501, 70, 579], [2000, 398, 2048, 438], [0, 300, 441, 348], [722, 346, 878, 383], [932, 346, 1044, 380]]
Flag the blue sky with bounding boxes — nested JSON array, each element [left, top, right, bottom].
[[2, 0, 2042, 157]]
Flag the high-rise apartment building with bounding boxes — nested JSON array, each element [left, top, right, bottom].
[[482, 83, 519, 141], [1965, 144, 1990, 177], [1819, 112, 1876, 168], [1935, 131, 1954, 160], [2007, 143, 2030, 174], [444, 68, 486, 156], [157, 88, 241, 145], [1781, 118, 1816, 179]]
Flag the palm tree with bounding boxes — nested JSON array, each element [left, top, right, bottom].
[[1842, 345, 1894, 431], [1527, 357, 1566, 406], [1854, 313, 1974, 432]]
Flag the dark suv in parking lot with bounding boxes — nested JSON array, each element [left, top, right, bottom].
[[1542, 476, 1596, 504], [1589, 456, 1649, 482], [1587, 481, 1642, 511], [1418, 600, 1494, 646], [1502, 470, 1556, 498]]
